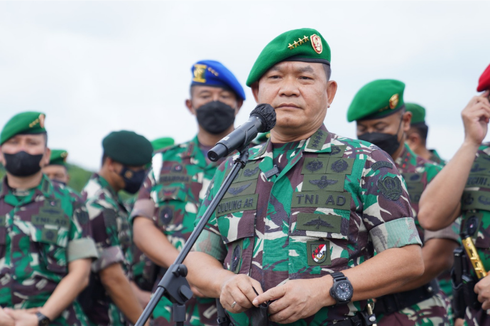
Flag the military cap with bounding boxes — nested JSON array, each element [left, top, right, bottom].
[[102, 130, 153, 166], [405, 103, 426, 124], [151, 137, 175, 151], [246, 28, 331, 86], [49, 149, 68, 166], [477, 64, 490, 92], [347, 79, 405, 122], [191, 60, 246, 100], [1, 111, 46, 145]]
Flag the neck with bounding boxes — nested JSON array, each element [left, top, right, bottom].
[[270, 128, 318, 144], [98, 168, 121, 193], [6, 172, 43, 190], [197, 125, 235, 146]]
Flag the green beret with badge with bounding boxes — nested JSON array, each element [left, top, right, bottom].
[[1, 111, 46, 145], [151, 137, 175, 151], [246, 27, 331, 86], [49, 149, 68, 166], [102, 130, 153, 166], [405, 103, 426, 125], [347, 79, 405, 122]]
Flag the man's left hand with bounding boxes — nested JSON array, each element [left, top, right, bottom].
[[252, 277, 335, 324], [475, 274, 490, 309], [4, 309, 38, 326]]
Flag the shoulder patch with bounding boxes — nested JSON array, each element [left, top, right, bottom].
[[372, 161, 393, 171], [377, 176, 402, 201]]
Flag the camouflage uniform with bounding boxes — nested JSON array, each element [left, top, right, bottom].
[[428, 149, 445, 166], [194, 126, 422, 325], [132, 136, 222, 326], [0, 174, 97, 325], [460, 143, 490, 325], [376, 144, 459, 326], [81, 173, 132, 326]]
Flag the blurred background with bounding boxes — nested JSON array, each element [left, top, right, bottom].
[[0, 1, 488, 190]]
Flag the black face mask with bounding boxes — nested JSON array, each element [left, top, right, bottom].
[[196, 101, 236, 134], [4, 151, 43, 177], [120, 166, 146, 194], [358, 118, 403, 156]]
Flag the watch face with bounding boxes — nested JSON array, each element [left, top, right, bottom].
[[335, 281, 353, 301]]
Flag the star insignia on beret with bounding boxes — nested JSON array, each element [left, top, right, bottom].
[[298, 37, 304, 45], [293, 40, 299, 47], [389, 94, 399, 109], [288, 43, 294, 50]]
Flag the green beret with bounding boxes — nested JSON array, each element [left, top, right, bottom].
[[1, 111, 46, 145], [246, 28, 331, 86], [151, 137, 175, 151], [102, 130, 153, 166], [347, 79, 405, 122], [49, 149, 68, 166], [405, 103, 426, 124]]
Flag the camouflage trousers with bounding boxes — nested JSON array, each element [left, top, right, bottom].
[[463, 307, 490, 325], [152, 296, 218, 326], [377, 292, 451, 326]]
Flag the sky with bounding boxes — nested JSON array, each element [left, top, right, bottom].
[[0, 1, 488, 170]]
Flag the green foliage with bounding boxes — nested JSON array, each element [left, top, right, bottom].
[[66, 164, 93, 193]]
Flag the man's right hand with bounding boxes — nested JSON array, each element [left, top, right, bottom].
[[219, 274, 263, 313], [462, 90, 490, 146]]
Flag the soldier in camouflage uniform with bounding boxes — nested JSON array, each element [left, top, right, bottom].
[[185, 28, 425, 326], [80, 130, 153, 326], [43, 149, 71, 186], [405, 103, 446, 165], [418, 64, 490, 326], [348, 79, 460, 325], [0, 111, 98, 325], [131, 60, 245, 326]]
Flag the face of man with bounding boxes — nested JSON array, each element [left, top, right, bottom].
[[186, 86, 242, 115], [43, 165, 69, 184], [0, 134, 51, 177], [105, 158, 148, 194], [252, 61, 337, 140]]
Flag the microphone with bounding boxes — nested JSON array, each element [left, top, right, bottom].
[[208, 104, 276, 162]]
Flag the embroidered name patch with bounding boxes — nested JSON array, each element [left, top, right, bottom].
[[216, 194, 258, 217], [291, 191, 351, 209]]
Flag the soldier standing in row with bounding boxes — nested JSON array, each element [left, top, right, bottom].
[[418, 65, 490, 325], [131, 60, 245, 325], [347, 79, 460, 325], [0, 111, 98, 325], [42, 149, 70, 186], [80, 130, 153, 326], [185, 28, 424, 326]]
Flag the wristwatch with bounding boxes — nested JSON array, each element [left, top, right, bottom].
[[36, 312, 51, 326], [329, 271, 353, 304]]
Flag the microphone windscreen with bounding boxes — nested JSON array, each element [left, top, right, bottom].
[[250, 104, 276, 132]]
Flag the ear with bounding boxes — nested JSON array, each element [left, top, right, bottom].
[[235, 99, 244, 114], [41, 148, 51, 167], [326, 80, 338, 108], [402, 111, 412, 132], [251, 82, 260, 103], [185, 99, 196, 116]]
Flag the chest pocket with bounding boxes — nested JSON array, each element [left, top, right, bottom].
[[30, 204, 70, 275]]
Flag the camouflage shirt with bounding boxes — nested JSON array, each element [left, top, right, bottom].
[[81, 173, 132, 326], [131, 136, 225, 325], [429, 149, 445, 166], [459, 143, 490, 325], [195, 125, 422, 325], [0, 174, 97, 325]]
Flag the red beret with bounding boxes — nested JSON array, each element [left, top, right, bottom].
[[477, 64, 490, 92]]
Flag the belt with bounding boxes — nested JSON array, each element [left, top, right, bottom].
[[374, 279, 440, 315], [334, 311, 376, 326]]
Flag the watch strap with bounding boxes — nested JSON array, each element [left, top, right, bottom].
[[331, 271, 347, 282], [35, 312, 51, 326]]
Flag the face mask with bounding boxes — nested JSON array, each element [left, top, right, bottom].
[[120, 166, 146, 194], [358, 117, 403, 156], [4, 151, 43, 177], [196, 101, 236, 134]]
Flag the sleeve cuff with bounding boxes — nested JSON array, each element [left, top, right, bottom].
[[370, 217, 422, 253], [67, 238, 98, 262], [424, 217, 461, 243], [130, 198, 155, 223], [92, 246, 125, 272]]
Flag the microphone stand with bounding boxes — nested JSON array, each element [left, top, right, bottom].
[[135, 146, 250, 326]]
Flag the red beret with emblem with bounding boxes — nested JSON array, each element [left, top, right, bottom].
[[477, 64, 490, 92]]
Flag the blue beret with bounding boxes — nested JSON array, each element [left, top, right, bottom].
[[191, 60, 246, 101]]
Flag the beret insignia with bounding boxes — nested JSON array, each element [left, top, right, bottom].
[[310, 34, 323, 54], [389, 94, 399, 109], [193, 64, 207, 83]]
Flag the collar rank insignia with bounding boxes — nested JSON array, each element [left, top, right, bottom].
[[331, 159, 348, 173], [303, 216, 334, 230], [309, 176, 338, 189], [243, 167, 259, 177], [306, 159, 323, 172], [228, 182, 252, 195], [310, 34, 323, 54], [389, 94, 399, 109]]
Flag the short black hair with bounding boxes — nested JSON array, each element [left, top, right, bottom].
[[410, 123, 429, 145], [323, 64, 331, 81], [189, 85, 239, 101]]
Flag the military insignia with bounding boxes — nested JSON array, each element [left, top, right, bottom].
[[471, 163, 486, 173], [372, 161, 393, 171], [309, 176, 338, 189], [303, 217, 334, 230], [329, 146, 341, 156], [231, 244, 242, 273], [288, 36, 310, 50], [192, 64, 207, 83], [243, 167, 259, 177], [310, 34, 323, 54], [45, 230, 55, 240], [378, 176, 402, 201], [389, 94, 399, 109], [228, 182, 252, 195], [77, 210, 89, 225], [124, 170, 133, 179], [466, 215, 480, 236], [409, 174, 421, 181], [463, 193, 474, 206], [331, 159, 348, 173], [39, 114, 45, 128], [173, 164, 183, 172], [41, 228, 59, 243], [159, 206, 173, 226], [306, 159, 323, 172], [310, 242, 328, 264], [478, 195, 490, 205], [162, 188, 177, 197]]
